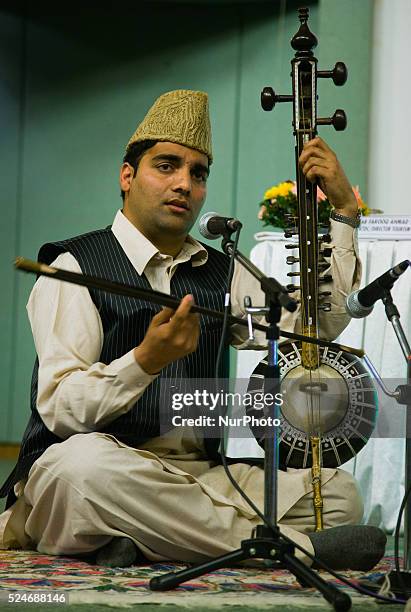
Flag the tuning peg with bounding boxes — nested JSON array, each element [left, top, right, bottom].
[[286, 255, 299, 264], [285, 214, 298, 225], [243, 296, 255, 341], [319, 274, 332, 284], [317, 109, 347, 131], [318, 291, 332, 297], [261, 87, 293, 111], [319, 303, 332, 312], [320, 234, 332, 244], [320, 248, 332, 257], [285, 243, 299, 249], [287, 271, 301, 278], [318, 62, 347, 86], [284, 227, 298, 238], [286, 284, 301, 293]]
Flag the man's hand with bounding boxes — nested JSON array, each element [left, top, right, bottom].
[[134, 294, 200, 374], [299, 136, 358, 218]]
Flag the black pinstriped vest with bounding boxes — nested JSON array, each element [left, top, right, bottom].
[[0, 227, 235, 507]]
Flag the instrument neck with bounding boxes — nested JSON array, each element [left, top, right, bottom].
[[292, 47, 320, 370], [296, 132, 320, 368]]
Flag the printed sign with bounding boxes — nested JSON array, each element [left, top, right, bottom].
[[359, 215, 411, 240]]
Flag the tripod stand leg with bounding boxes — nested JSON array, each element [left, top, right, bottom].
[[283, 552, 351, 611], [150, 548, 248, 591]]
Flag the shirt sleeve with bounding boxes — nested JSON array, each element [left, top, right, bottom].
[[314, 219, 361, 340], [230, 219, 361, 347], [27, 252, 158, 438]]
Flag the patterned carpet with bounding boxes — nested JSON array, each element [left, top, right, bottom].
[[0, 549, 402, 609]]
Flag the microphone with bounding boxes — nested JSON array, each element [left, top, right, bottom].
[[199, 211, 242, 240], [345, 260, 410, 319]]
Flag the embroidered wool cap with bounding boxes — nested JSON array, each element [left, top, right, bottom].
[[127, 89, 213, 163]]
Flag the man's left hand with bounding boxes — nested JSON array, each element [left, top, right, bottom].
[[299, 137, 358, 218]]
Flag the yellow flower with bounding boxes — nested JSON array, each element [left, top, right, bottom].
[[277, 181, 294, 197], [264, 181, 293, 201], [264, 186, 279, 200]]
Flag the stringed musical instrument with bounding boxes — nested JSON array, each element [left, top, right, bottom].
[[247, 7, 378, 530]]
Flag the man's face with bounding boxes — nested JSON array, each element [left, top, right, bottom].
[[121, 142, 209, 249]]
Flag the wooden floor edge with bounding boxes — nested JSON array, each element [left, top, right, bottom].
[[0, 445, 20, 460]]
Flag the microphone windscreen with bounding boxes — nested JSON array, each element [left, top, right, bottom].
[[198, 211, 220, 240], [345, 290, 374, 319]]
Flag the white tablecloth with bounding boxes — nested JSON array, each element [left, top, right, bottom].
[[233, 232, 411, 531]]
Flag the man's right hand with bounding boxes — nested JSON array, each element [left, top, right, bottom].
[[133, 294, 200, 374]]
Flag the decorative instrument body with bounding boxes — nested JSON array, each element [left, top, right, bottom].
[[252, 8, 377, 531]]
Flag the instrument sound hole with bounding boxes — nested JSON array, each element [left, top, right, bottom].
[[280, 364, 348, 435]]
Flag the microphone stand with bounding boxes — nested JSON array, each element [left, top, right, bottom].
[[149, 231, 352, 611], [380, 291, 411, 571]]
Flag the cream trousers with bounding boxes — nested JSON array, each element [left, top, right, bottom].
[[2, 433, 363, 565]]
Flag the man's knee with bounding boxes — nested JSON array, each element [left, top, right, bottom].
[[325, 468, 364, 526], [29, 433, 117, 490]]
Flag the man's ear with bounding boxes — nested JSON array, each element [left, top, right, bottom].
[[119, 163, 134, 194]]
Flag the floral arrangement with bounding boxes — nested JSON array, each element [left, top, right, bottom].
[[258, 180, 373, 229]]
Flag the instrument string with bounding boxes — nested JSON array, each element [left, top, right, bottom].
[[296, 68, 311, 436], [308, 70, 322, 443], [297, 62, 322, 444], [298, 66, 313, 437]]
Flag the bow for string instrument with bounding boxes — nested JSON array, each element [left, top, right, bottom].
[[247, 8, 378, 531]]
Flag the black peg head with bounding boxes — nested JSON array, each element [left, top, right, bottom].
[[261, 87, 275, 111], [333, 62, 348, 86], [332, 109, 347, 131], [320, 234, 332, 243], [286, 255, 298, 264], [319, 274, 333, 283], [284, 227, 298, 238]]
